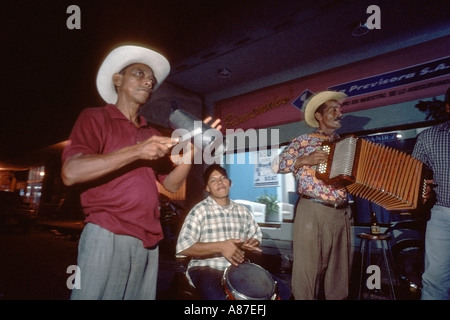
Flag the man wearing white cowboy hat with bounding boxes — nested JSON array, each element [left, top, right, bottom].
[[61, 44, 220, 300], [274, 90, 352, 300]]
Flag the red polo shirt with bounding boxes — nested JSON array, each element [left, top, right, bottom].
[[62, 104, 172, 248]]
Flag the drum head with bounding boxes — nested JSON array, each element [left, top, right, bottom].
[[224, 262, 276, 299]]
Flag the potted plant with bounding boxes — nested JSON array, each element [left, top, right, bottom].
[[256, 194, 280, 222]]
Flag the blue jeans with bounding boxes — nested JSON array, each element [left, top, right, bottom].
[[70, 223, 159, 300], [421, 205, 450, 300]]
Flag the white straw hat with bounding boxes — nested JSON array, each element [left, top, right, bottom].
[[96, 45, 170, 104]]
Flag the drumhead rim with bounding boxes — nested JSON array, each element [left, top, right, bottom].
[[222, 261, 277, 300]]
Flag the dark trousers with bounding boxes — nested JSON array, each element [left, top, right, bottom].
[[188, 266, 227, 300]]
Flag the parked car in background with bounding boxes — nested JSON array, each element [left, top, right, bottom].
[[0, 191, 36, 233]]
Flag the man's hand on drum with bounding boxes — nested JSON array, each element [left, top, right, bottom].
[[221, 239, 262, 266], [240, 238, 262, 253], [221, 239, 246, 266]]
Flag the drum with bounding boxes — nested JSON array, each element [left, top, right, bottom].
[[222, 262, 278, 300]]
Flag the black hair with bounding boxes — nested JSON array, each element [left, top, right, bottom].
[[203, 164, 228, 186]]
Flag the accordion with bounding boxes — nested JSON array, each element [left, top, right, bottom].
[[316, 135, 427, 211]]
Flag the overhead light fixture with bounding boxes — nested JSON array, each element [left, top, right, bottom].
[[352, 22, 370, 37], [218, 68, 232, 79]]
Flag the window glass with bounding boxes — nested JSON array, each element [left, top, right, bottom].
[[224, 147, 296, 224]]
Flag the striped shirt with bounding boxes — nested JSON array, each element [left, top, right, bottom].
[[275, 130, 347, 203], [176, 196, 262, 284], [412, 121, 450, 208]]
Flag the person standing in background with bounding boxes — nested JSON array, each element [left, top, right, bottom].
[[411, 88, 450, 300]]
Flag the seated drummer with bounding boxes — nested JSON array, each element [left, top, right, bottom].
[[175, 164, 263, 300]]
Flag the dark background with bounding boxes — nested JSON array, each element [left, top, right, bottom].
[[2, 0, 450, 162]]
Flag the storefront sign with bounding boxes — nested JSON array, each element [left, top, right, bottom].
[[215, 35, 450, 131], [329, 56, 450, 97]]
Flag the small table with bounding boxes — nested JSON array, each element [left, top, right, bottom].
[[357, 232, 398, 300]]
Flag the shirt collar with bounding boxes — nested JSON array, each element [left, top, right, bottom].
[[313, 129, 340, 141], [206, 196, 234, 210], [105, 104, 149, 127]]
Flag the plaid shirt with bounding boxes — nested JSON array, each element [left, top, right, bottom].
[[176, 196, 262, 283], [412, 121, 450, 208], [275, 130, 347, 203]]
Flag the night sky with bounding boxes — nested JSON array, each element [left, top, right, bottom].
[[2, 1, 450, 163], [1, 1, 236, 161]]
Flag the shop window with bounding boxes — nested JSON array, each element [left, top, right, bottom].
[[223, 147, 296, 225], [25, 166, 45, 210]]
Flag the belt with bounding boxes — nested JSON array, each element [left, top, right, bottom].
[[301, 195, 349, 210]]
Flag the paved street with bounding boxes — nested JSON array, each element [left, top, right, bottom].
[[0, 226, 77, 300], [0, 220, 291, 300], [1, 218, 417, 301]]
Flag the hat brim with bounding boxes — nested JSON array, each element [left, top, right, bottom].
[[304, 91, 348, 127], [96, 45, 170, 104]]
